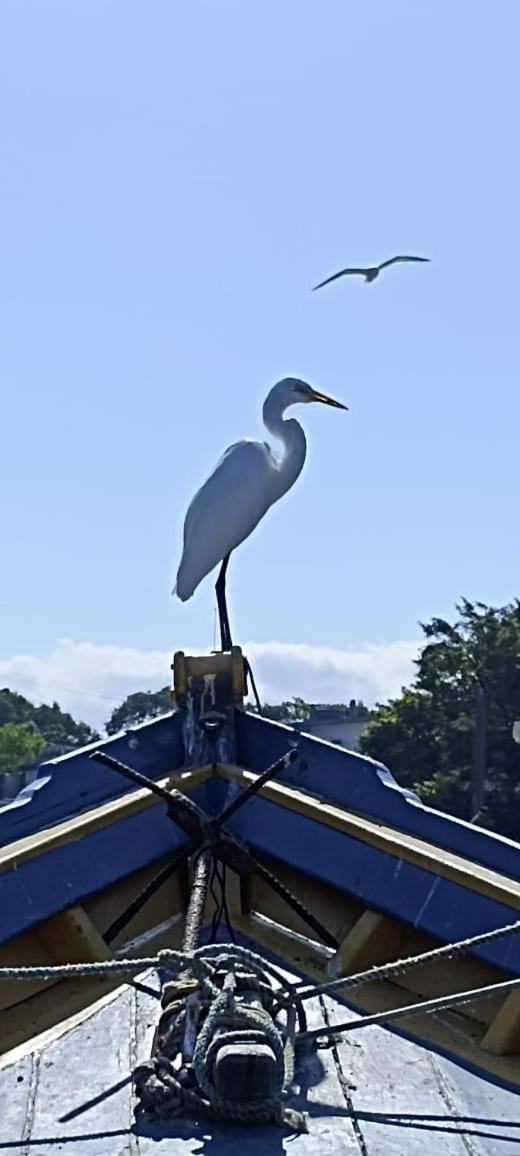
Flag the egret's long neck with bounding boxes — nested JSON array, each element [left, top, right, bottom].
[[262, 392, 307, 499]]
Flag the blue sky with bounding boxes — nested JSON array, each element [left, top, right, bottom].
[[1, 2, 519, 722]]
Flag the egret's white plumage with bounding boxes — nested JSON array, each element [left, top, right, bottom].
[[173, 378, 347, 610]]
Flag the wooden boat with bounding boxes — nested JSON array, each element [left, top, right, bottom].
[[1, 646, 520, 1152]]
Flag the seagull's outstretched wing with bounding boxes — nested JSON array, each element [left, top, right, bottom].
[[312, 267, 368, 291], [378, 255, 430, 271]]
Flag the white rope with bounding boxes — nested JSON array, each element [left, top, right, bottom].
[[300, 973, 520, 1042], [0, 944, 295, 986], [0, 948, 199, 982], [2, 917, 518, 986], [294, 915, 520, 1001], [1, 920, 520, 1035], [0, 956, 161, 981]]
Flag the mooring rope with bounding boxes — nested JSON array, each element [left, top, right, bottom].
[[133, 944, 306, 1131], [294, 914, 520, 1001], [2, 915, 518, 993], [2, 923, 520, 1070], [299, 973, 520, 1043]]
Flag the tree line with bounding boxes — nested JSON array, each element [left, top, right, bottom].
[[1, 598, 519, 840], [0, 690, 99, 775], [360, 599, 520, 840]]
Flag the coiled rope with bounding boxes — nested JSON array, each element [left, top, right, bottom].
[[132, 944, 306, 1130], [2, 919, 520, 1118]]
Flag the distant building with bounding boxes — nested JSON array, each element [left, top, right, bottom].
[[291, 705, 369, 751]]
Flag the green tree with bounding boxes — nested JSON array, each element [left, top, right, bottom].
[[259, 698, 311, 722], [106, 688, 173, 735], [360, 600, 520, 837], [252, 698, 371, 723], [31, 702, 97, 746], [0, 690, 28, 727], [0, 689, 98, 747], [0, 722, 46, 775]]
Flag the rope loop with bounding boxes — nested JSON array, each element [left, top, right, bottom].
[[135, 943, 306, 1130]]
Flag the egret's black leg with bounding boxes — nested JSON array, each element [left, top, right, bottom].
[[215, 553, 232, 651]]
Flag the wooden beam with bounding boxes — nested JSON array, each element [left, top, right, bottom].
[[0, 906, 111, 1017], [233, 911, 520, 1085], [239, 851, 362, 942], [201, 865, 244, 931], [328, 909, 411, 978], [224, 868, 243, 921], [235, 912, 331, 980], [36, 906, 113, 964], [84, 855, 185, 948], [172, 648, 245, 705], [481, 990, 520, 1055], [0, 932, 59, 1014]]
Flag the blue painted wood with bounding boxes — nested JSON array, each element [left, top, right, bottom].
[[225, 793, 520, 975], [236, 712, 520, 881], [1, 709, 520, 980], [0, 711, 184, 846], [2, 943, 518, 1152], [0, 781, 210, 942], [3, 761, 519, 975], [331, 997, 520, 1151], [433, 1052, 520, 1151]]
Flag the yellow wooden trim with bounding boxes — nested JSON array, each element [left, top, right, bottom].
[[172, 648, 245, 705], [0, 765, 212, 876], [216, 764, 520, 911], [4, 754, 520, 917]]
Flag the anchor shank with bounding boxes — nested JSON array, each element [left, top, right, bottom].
[[89, 750, 206, 841], [89, 751, 175, 806], [183, 848, 212, 953]]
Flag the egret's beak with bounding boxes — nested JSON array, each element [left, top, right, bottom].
[[309, 389, 348, 410]]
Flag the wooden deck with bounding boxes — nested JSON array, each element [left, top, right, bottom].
[[2, 959, 520, 1155]]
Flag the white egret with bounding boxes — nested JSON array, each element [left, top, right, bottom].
[[173, 378, 347, 650], [312, 254, 430, 291]]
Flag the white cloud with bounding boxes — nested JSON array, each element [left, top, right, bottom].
[[0, 638, 420, 731], [246, 640, 420, 707]]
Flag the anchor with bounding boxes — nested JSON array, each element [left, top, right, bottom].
[[89, 646, 335, 1127]]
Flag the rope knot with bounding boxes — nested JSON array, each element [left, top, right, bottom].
[[135, 944, 304, 1128]]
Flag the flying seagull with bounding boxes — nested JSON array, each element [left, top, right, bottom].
[[312, 255, 430, 291]]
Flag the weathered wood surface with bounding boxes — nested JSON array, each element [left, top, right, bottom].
[[1, 964, 519, 1155]]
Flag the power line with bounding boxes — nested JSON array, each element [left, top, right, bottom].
[[0, 673, 150, 707]]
